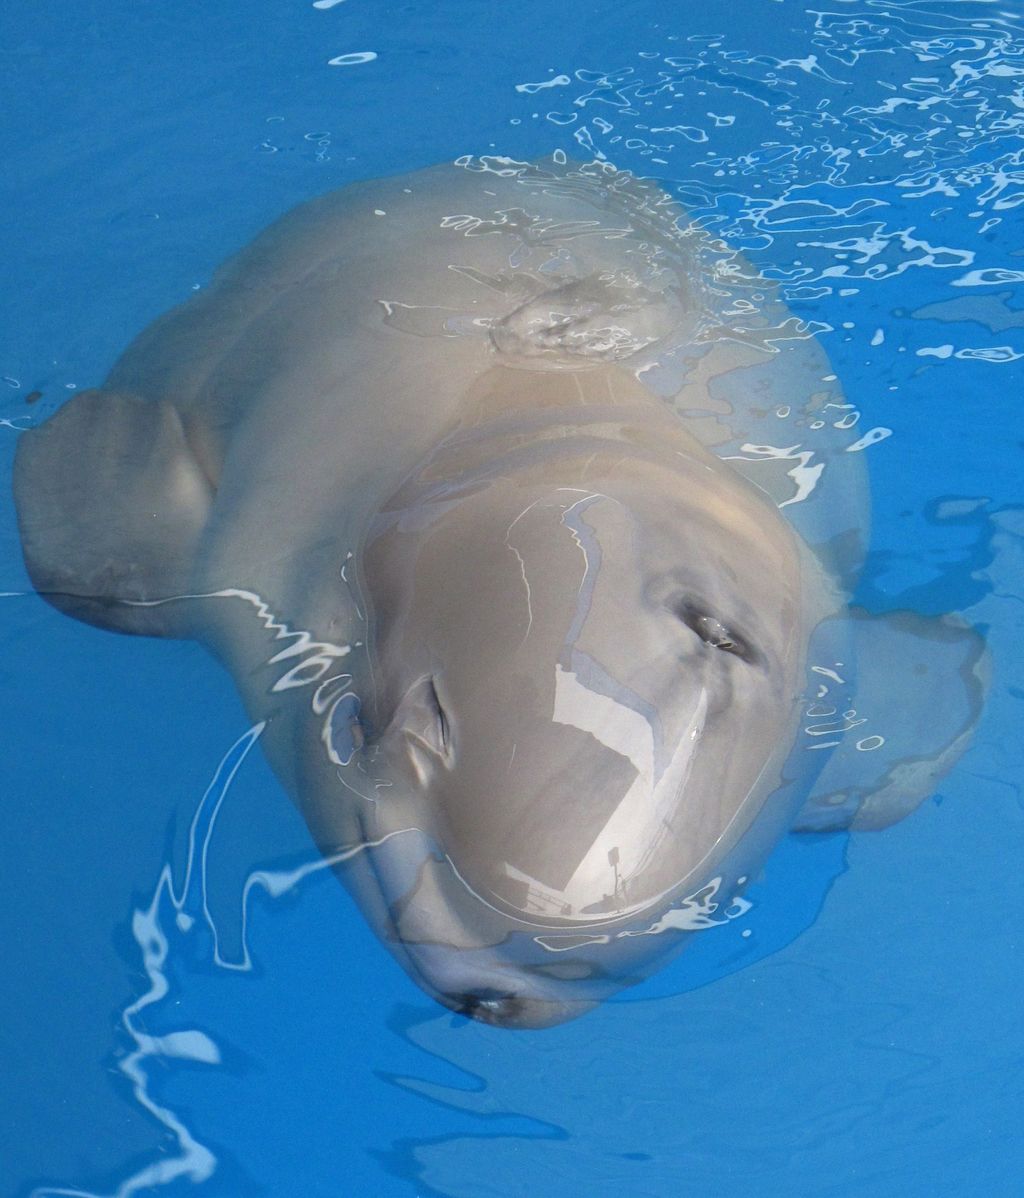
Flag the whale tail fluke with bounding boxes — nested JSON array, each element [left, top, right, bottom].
[[13, 389, 213, 638]]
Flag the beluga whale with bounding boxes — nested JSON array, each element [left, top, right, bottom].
[[13, 155, 987, 1028]]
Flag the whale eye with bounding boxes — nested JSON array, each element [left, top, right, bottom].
[[429, 677, 451, 753], [390, 675, 453, 769], [677, 604, 759, 664]]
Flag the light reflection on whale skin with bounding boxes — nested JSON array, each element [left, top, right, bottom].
[[13, 155, 987, 1030]]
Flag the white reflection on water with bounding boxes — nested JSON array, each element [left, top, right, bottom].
[[27, 715, 424, 1198], [29, 725, 264, 1198], [524, 1, 1022, 307]]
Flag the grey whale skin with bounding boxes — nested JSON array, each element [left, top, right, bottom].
[[14, 158, 986, 1028]]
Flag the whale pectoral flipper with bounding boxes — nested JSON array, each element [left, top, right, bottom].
[[793, 610, 989, 832], [13, 389, 213, 638]]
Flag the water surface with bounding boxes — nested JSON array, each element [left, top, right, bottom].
[[2, 1, 1022, 1194]]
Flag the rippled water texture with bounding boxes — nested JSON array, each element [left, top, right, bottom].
[[1, 1, 1022, 1195]]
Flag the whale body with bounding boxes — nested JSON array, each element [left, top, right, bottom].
[[13, 157, 986, 1027]]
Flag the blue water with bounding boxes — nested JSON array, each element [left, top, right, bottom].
[[2, 1, 1023, 1194]]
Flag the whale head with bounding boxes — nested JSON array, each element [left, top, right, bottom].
[[323, 416, 810, 1028]]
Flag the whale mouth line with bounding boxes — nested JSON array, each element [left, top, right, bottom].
[[453, 988, 519, 1017], [445, 988, 583, 1029]]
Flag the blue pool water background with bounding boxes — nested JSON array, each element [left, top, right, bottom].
[[1, 1, 1023, 1194]]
